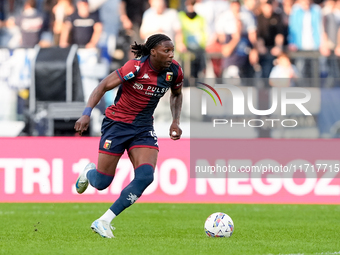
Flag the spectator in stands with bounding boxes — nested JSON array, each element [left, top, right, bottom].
[[269, 52, 300, 86], [280, 0, 295, 46], [59, 0, 102, 48], [194, 0, 229, 78], [288, 0, 323, 51], [288, 0, 324, 78], [215, 0, 258, 80], [140, 0, 186, 53], [12, 0, 46, 48], [334, 0, 340, 56], [52, 0, 74, 45], [257, 0, 285, 78], [322, 0, 337, 56], [119, 0, 149, 45], [0, 0, 6, 22], [94, 0, 121, 61], [194, 0, 229, 46], [319, 0, 340, 78], [242, 0, 258, 25], [39, 0, 56, 47], [178, 0, 207, 79]]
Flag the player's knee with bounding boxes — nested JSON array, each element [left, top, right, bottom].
[[142, 170, 154, 187], [96, 181, 112, 190], [135, 164, 154, 187], [96, 176, 114, 190], [88, 170, 113, 190]]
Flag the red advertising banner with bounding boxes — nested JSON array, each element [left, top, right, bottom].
[[0, 137, 339, 204]]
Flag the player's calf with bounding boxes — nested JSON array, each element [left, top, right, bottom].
[[109, 163, 154, 215]]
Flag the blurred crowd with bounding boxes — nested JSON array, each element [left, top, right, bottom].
[[1, 0, 340, 83]]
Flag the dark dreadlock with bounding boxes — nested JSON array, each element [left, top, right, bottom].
[[131, 34, 172, 58]]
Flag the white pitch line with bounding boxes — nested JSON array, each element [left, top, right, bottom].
[[273, 252, 340, 255]]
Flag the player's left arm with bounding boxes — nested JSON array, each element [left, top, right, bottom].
[[169, 86, 183, 140]]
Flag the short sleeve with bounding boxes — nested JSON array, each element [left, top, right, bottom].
[[91, 11, 101, 23], [116, 59, 141, 82], [172, 64, 184, 89]]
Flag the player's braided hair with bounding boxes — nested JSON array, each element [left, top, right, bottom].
[[131, 34, 171, 58]]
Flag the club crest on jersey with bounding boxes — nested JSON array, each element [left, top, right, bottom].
[[123, 71, 135, 80], [103, 140, 112, 149], [166, 72, 173, 81]]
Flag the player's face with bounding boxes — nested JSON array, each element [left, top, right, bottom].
[[152, 40, 175, 69]]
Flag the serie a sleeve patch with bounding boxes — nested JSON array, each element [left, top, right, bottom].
[[123, 71, 135, 80]]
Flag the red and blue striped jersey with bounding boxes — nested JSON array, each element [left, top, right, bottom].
[[105, 55, 184, 125]]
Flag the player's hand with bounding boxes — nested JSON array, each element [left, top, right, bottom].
[[169, 123, 182, 140], [74, 115, 90, 135]]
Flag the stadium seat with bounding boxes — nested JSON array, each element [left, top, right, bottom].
[[29, 45, 86, 136]]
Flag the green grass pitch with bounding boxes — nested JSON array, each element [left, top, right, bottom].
[[0, 203, 339, 255]]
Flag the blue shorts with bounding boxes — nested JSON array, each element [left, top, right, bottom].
[[99, 117, 159, 156]]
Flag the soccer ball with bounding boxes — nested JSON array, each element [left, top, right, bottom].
[[204, 212, 234, 237]]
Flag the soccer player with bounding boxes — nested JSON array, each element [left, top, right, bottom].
[[74, 33, 183, 238]]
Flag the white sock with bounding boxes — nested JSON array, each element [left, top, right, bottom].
[[98, 209, 116, 223]]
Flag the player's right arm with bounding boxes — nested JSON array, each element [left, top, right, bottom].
[[74, 71, 122, 135], [86, 71, 122, 108]]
